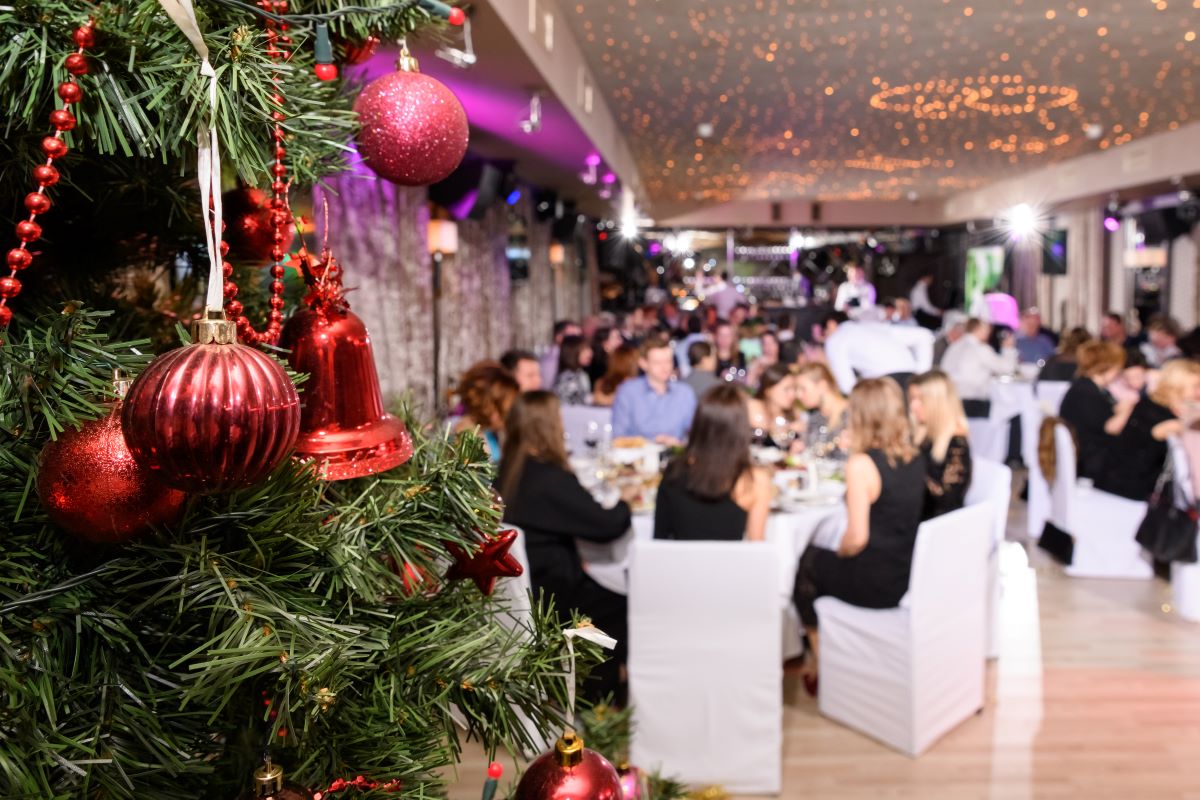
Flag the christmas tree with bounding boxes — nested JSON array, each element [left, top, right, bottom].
[[1, 3, 596, 797]]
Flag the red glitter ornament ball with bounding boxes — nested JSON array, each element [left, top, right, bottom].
[[37, 406, 187, 543], [122, 315, 300, 494], [515, 734, 622, 800], [353, 64, 468, 186], [223, 187, 295, 263]]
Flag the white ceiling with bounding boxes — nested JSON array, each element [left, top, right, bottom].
[[562, 0, 1200, 216]]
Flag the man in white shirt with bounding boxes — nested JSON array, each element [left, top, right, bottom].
[[833, 264, 877, 316], [908, 273, 942, 329], [823, 311, 935, 394], [940, 318, 1018, 416]]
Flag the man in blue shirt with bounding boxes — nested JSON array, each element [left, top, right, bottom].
[[1015, 309, 1056, 364], [612, 333, 697, 445]]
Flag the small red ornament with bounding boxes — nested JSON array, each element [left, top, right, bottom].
[[49, 109, 76, 131], [515, 733, 622, 800], [15, 220, 42, 242], [72, 25, 96, 48], [25, 192, 51, 215], [122, 312, 300, 494], [448, 6, 466, 25], [314, 62, 338, 81], [617, 764, 645, 800], [57, 82, 82, 104], [64, 52, 89, 75], [33, 164, 60, 187], [341, 34, 380, 64], [0, 306, 11, 327], [7, 248, 32, 270], [223, 187, 294, 263], [0, 277, 21, 299], [352, 47, 468, 186], [41, 136, 68, 159], [444, 529, 524, 596], [37, 395, 187, 544]]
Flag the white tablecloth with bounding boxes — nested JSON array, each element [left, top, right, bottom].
[[578, 505, 845, 597], [990, 379, 1040, 466]]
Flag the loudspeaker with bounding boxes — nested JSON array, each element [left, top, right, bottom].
[[811, 201, 822, 223], [1042, 229, 1068, 275], [429, 159, 507, 220]]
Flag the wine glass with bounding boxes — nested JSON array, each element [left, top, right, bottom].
[[584, 421, 600, 456]]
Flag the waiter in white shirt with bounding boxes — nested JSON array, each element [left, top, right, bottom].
[[823, 309, 935, 394], [939, 318, 1019, 417], [833, 264, 877, 316], [908, 273, 942, 329]]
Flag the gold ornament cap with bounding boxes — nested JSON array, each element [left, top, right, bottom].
[[396, 42, 420, 72], [192, 307, 238, 345], [254, 759, 285, 797], [555, 731, 584, 768]]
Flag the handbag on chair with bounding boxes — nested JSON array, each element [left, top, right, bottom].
[[1135, 459, 1199, 565]]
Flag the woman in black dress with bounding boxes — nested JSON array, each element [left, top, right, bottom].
[[1097, 359, 1200, 501], [1058, 341, 1134, 483], [498, 391, 634, 700], [792, 378, 927, 692], [655, 384, 773, 541], [908, 370, 973, 519]]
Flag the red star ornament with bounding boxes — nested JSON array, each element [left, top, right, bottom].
[[444, 529, 524, 596]]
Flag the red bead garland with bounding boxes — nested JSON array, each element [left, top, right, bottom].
[[224, 0, 293, 347], [1, 20, 95, 334]]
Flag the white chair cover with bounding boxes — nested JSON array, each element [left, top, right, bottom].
[[815, 502, 992, 757], [560, 405, 613, 455], [1049, 423, 1152, 579], [965, 457, 1013, 659], [967, 418, 1009, 463], [1166, 438, 1200, 621], [1035, 381, 1071, 417], [628, 540, 782, 794]]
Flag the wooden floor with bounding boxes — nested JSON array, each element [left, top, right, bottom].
[[446, 499, 1200, 799]]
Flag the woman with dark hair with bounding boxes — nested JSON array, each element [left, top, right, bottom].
[[747, 330, 782, 388], [713, 320, 746, 378], [1058, 341, 1131, 482], [588, 326, 625, 384], [592, 344, 639, 407], [452, 360, 520, 464], [747, 363, 804, 451], [553, 335, 593, 406], [654, 385, 773, 541], [498, 391, 635, 701], [1038, 327, 1092, 382]]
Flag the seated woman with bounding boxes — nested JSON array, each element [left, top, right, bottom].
[[655, 384, 772, 542], [747, 363, 805, 451], [792, 378, 927, 693], [591, 344, 639, 407], [553, 335, 594, 406], [1098, 359, 1200, 501], [747, 330, 782, 388], [795, 361, 849, 459], [1058, 341, 1133, 483], [909, 370, 973, 519], [498, 391, 635, 701], [1108, 348, 1149, 405], [452, 361, 520, 464], [1038, 327, 1092, 383]]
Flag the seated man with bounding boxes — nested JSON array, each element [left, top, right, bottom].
[[612, 333, 697, 445], [499, 349, 542, 393], [941, 318, 1019, 417]]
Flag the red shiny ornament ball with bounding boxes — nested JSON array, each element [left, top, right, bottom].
[[122, 335, 301, 494], [222, 281, 238, 299], [222, 187, 294, 263], [58, 82, 83, 104], [33, 164, 60, 187], [448, 7, 466, 25], [0, 277, 22, 299], [487, 762, 504, 780], [270, 162, 287, 177], [0, 305, 11, 327], [271, 247, 285, 262], [515, 736, 622, 800], [25, 192, 51, 215], [353, 68, 469, 186], [314, 62, 338, 81], [225, 300, 244, 318], [72, 25, 96, 48], [64, 52, 89, 75], [42, 136, 68, 159], [37, 407, 187, 543], [16, 220, 42, 242], [270, 264, 286, 279], [7, 248, 33, 270], [49, 109, 76, 131]]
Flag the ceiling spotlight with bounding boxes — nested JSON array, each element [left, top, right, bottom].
[[1084, 123, 1104, 140], [620, 213, 639, 240], [519, 91, 543, 135], [697, 122, 715, 139], [435, 16, 477, 68], [1001, 203, 1045, 241]]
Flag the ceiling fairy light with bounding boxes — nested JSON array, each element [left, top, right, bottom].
[[1001, 203, 1045, 242]]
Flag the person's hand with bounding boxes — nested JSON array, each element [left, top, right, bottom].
[[1000, 330, 1016, 348], [1115, 398, 1137, 415], [618, 482, 642, 505], [655, 434, 682, 447]]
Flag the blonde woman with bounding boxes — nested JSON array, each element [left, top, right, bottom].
[[792, 378, 926, 694], [1098, 359, 1200, 501], [795, 361, 848, 458], [909, 370, 973, 519]]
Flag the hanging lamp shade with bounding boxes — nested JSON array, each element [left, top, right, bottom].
[[281, 248, 412, 480]]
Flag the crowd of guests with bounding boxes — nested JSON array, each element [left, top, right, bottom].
[[445, 272, 1200, 701]]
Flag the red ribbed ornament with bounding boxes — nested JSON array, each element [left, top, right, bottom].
[[515, 734, 622, 800], [122, 312, 300, 494], [280, 248, 412, 480]]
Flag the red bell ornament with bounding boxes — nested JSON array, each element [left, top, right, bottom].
[[122, 311, 300, 494], [280, 248, 412, 480], [515, 733, 622, 800], [352, 46, 468, 186]]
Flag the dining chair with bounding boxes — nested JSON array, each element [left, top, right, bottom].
[[1166, 438, 1200, 622], [965, 457, 1013, 659], [628, 539, 782, 794], [815, 502, 992, 757]]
